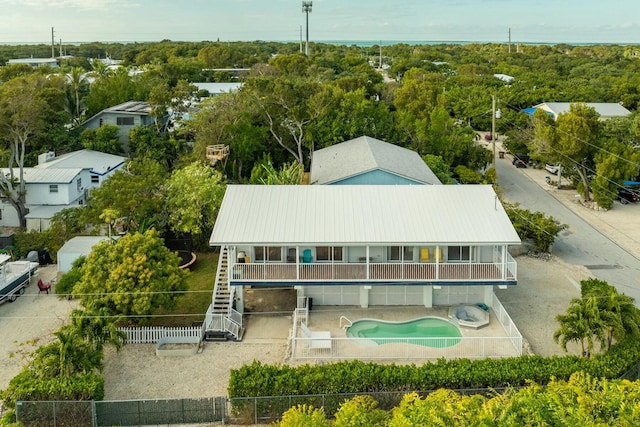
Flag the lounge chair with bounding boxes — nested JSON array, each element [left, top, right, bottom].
[[300, 322, 331, 350]]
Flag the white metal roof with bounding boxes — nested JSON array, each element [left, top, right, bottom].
[[58, 235, 116, 256], [25, 205, 78, 220], [535, 102, 631, 119], [0, 168, 84, 184], [210, 185, 521, 246], [34, 149, 125, 176], [193, 82, 244, 95], [310, 136, 441, 185]]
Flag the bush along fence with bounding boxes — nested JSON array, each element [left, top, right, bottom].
[[227, 337, 640, 421]]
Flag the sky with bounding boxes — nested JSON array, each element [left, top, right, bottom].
[[1, 0, 640, 45]]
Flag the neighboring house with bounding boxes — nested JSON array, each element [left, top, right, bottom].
[[0, 167, 91, 231], [57, 236, 114, 273], [34, 149, 126, 188], [7, 57, 58, 68], [523, 102, 631, 121], [310, 136, 442, 185], [192, 82, 244, 97], [207, 184, 520, 319], [82, 101, 160, 151]]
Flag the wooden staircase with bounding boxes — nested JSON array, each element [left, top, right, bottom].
[[205, 246, 244, 341], [212, 246, 231, 315]]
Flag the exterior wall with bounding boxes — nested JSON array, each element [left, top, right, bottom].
[[24, 170, 91, 205], [332, 169, 424, 185], [26, 217, 52, 233], [433, 285, 487, 306], [83, 112, 152, 150], [303, 284, 490, 307], [0, 202, 21, 228]]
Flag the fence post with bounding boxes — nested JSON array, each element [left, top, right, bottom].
[[254, 397, 258, 426]]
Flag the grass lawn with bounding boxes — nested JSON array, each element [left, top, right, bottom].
[[150, 251, 219, 327]]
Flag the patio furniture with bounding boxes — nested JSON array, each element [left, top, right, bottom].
[[302, 249, 313, 263], [37, 279, 51, 294], [287, 248, 296, 263], [300, 322, 331, 350]]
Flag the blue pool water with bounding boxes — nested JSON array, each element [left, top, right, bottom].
[[346, 317, 462, 348]]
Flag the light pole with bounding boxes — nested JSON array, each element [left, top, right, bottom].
[[302, 1, 312, 56], [491, 95, 502, 172]]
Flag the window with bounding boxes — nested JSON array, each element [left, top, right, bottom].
[[116, 116, 134, 126], [91, 175, 99, 184], [254, 246, 282, 262], [448, 246, 471, 262], [76, 178, 82, 192], [49, 184, 58, 193], [389, 246, 414, 262], [316, 246, 343, 262]]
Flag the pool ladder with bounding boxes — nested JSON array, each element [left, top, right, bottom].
[[339, 316, 352, 329]]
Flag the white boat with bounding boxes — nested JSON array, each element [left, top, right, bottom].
[[0, 254, 39, 304]]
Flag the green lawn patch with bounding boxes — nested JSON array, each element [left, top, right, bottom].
[[150, 251, 219, 327]]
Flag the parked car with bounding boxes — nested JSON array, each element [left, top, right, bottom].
[[617, 187, 639, 204], [512, 153, 529, 169], [545, 164, 562, 175]]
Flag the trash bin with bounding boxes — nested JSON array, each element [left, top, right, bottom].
[[499, 151, 505, 159]]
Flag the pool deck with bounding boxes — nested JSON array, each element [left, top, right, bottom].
[[288, 305, 520, 361]]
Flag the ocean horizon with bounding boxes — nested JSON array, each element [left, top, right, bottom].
[[0, 39, 636, 47]]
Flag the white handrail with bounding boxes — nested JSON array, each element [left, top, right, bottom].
[[339, 316, 352, 329]]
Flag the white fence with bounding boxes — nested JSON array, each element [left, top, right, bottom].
[[491, 292, 523, 352], [119, 325, 205, 344], [291, 293, 523, 360]]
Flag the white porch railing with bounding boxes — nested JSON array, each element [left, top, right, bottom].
[[204, 305, 243, 339], [119, 325, 205, 344], [233, 255, 517, 283]]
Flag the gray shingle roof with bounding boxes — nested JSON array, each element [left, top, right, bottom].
[[310, 136, 441, 185]]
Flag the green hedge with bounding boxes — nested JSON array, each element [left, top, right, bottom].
[[229, 337, 640, 398], [1, 370, 104, 409]]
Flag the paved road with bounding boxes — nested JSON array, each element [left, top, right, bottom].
[[497, 156, 640, 304]]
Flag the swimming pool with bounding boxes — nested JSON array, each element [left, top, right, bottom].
[[345, 316, 462, 348]]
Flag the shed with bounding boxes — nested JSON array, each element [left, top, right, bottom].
[[57, 236, 114, 273]]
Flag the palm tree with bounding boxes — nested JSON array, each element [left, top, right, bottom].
[[69, 308, 126, 352], [598, 290, 640, 349], [553, 296, 606, 357]]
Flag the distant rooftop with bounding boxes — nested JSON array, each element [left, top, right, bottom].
[[104, 101, 151, 115], [310, 136, 442, 185], [35, 149, 125, 176]]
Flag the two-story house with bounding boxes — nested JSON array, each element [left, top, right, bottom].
[[206, 184, 520, 339], [0, 167, 91, 231]]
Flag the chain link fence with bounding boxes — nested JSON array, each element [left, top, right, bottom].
[[16, 397, 226, 427]]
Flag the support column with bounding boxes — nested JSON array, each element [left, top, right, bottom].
[[423, 285, 434, 308], [483, 285, 493, 307], [360, 286, 370, 308]]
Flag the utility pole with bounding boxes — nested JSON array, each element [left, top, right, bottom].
[[51, 27, 55, 58], [491, 95, 502, 175], [299, 26, 303, 54], [302, 1, 312, 56], [379, 41, 382, 69], [508, 28, 511, 54]]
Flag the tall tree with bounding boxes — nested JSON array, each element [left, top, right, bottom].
[[72, 229, 187, 324], [246, 76, 327, 166], [165, 162, 226, 247], [0, 76, 51, 227], [554, 103, 601, 202]]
